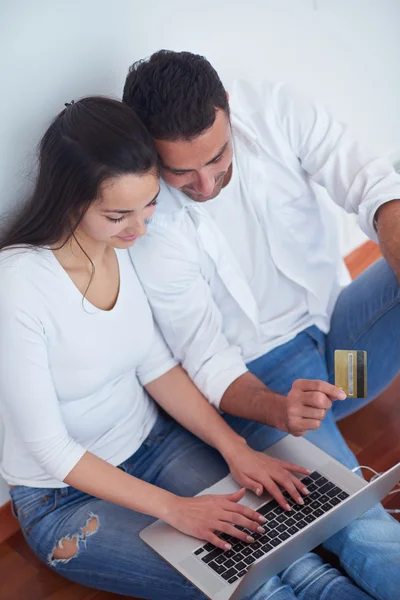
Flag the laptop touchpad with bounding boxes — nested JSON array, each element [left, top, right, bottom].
[[179, 556, 225, 594]]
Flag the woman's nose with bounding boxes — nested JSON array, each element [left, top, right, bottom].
[[128, 215, 147, 237]]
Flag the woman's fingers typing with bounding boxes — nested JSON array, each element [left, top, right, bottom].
[[245, 459, 311, 508], [167, 456, 312, 551]]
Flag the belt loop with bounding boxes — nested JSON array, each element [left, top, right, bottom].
[[60, 487, 69, 497]]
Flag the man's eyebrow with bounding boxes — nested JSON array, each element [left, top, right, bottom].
[[163, 142, 228, 173], [102, 189, 160, 213]]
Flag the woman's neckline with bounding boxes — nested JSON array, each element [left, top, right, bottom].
[[48, 246, 122, 313]]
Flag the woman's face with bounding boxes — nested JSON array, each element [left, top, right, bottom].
[[78, 170, 160, 249]]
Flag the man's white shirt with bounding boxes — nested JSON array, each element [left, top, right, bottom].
[[130, 80, 400, 408], [202, 146, 313, 363]]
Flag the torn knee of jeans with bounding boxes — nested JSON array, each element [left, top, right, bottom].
[[48, 513, 99, 567]]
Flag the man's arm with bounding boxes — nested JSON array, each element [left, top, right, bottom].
[[375, 199, 400, 282], [272, 83, 400, 259], [220, 371, 346, 436], [131, 219, 346, 435], [130, 218, 248, 409], [220, 372, 284, 427]]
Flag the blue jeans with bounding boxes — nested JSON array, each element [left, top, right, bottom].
[[240, 258, 400, 600], [10, 259, 399, 599], [10, 412, 373, 600]]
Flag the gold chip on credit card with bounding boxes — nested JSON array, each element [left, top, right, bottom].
[[334, 350, 367, 398]]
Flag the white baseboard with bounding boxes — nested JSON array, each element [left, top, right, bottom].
[[0, 479, 10, 508]]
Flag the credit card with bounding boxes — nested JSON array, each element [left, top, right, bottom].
[[334, 350, 367, 398]]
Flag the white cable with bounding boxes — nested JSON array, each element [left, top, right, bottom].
[[351, 465, 399, 515], [351, 465, 381, 481], [386, 489, 400, 515]]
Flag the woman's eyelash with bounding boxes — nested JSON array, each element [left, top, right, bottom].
[[107, 216, 125, 223], [106, 200, 157, 223]]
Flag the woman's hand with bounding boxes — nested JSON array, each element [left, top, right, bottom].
[[163, 488, 268, 550], [224, 441, 311, 510]]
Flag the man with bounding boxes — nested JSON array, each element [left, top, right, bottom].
[[123, 50, 400, 599]]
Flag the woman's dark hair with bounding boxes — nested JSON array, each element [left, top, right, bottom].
[[123, 50, 229, 141], [0, 97, 159, 251]]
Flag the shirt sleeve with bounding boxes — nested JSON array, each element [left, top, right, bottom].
[[0, 268, 86, 482], [271, 82, 400, 241], [130, 221, 248, 408], [136, 321, 178, 386]]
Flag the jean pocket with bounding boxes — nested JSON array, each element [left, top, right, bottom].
[[11, 487, 57, 523]]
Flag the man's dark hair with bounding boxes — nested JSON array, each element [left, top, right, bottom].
[[123, 50, 229, 141]]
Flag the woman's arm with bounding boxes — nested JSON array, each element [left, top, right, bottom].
[[64, 450, 174, 517], [146, 365, 245, 456], [0, 271, 266, 550], [64, 451, 268, 550], [145, 365, 310, 507]]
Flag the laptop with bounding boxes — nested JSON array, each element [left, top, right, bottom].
[[140, 435, 400, 600]]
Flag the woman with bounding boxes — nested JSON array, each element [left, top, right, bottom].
[[0, 97, 373, 600]]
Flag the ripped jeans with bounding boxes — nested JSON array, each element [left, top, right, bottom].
[[10, 412, 373, 600], [9, 259, 400, 599]]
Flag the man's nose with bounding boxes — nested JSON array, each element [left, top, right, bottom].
[[195, 171, 215, 197]]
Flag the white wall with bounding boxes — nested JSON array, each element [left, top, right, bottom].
[[0, 0, 399, 506]]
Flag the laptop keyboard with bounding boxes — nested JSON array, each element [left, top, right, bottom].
[[193, 471, 349, 585]]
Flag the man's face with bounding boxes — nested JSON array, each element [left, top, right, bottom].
[[154, 109, 233, 202]]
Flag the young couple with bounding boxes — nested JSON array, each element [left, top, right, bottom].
[[1, 51, 399, 600]]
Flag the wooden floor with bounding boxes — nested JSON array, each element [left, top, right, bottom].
[[0, 241, 399, 600]]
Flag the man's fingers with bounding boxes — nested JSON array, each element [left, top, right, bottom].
[[303, 393, 332, 411], [296, 417, 322, 431], [297, 405, 329, 420], [327, 391, 346, 401], [295, 379, 346, 400], [292, 429, 307, 437]]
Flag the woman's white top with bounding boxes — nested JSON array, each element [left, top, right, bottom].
[[0, 246, 176, 488]]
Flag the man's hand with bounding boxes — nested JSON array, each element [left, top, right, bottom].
[[282, 379, 346, 436], [220, 372, 346, 435]]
